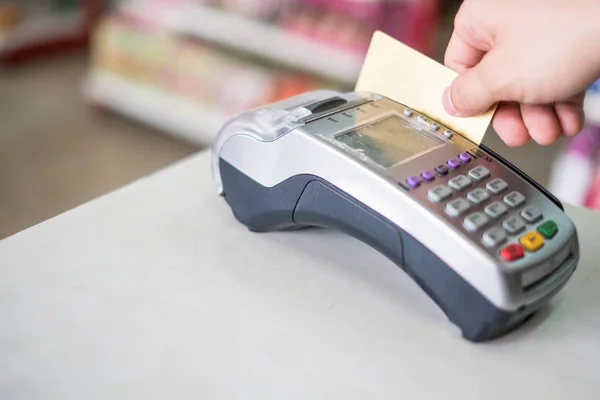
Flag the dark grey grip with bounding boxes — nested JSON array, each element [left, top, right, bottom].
[[219, 158, 311, 232], [293, 180, 530, 342], [294, 181, 404, 267], [219, 158, 539, 342]]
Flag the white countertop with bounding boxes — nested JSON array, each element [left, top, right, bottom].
[[1, 150, 600, 399]]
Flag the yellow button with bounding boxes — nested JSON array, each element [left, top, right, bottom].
[[519, 232, 545, 252]]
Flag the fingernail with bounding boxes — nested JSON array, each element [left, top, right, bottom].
[[443, 87, 460, 116]]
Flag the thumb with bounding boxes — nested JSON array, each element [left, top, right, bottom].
[[444, 53, 502, 117]]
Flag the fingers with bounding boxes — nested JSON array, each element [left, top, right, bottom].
[[520, 104, 562, 145], [493, 95, 586, 147], [444, 32, 485, 73], [444, 51, 504, 117], [555, 92, 586, 136], [492, 103, 530, 147]]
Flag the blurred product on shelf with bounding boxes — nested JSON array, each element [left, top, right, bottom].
[[0, 0, 104, 63], [93, 15, 332, 112], [86, 15, 334, 143], [548, 80, 600, 211], [0, 4, 20, 31], [210, 0, 287, 20], [280, 0, 374, 53], [200, 0, 438, 55]]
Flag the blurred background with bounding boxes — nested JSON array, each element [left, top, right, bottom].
[[1, 0, 598, 240]]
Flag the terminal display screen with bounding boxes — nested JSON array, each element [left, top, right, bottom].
[[335, 115, 442, 168]]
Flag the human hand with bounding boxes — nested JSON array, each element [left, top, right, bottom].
[[443, 0, 600, 146]]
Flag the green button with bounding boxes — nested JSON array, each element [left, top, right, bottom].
[[538, 220, 558, 239]]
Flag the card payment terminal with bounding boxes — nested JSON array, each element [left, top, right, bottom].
[[212, 90, 579, 342]]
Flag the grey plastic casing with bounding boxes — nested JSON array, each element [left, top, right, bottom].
[[212, 90, 579, 339]]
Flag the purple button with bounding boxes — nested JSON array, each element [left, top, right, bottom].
[[406, 176, 421, 188], [421, 170, 435, 182], [447, 158, 461, 169], [459, 152, 472, 163]]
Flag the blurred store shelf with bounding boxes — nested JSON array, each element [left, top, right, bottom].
[[0, 10, 84, 55], [120, 1, 365, 85], [84, 70, 228, 144], [82, 0, 439, 144]]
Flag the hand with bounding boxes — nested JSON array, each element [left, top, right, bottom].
[[443, 0, 600, 146]]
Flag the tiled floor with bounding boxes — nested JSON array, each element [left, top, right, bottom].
[[0, 53, 199, 239]]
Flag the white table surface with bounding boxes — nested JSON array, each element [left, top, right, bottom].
[[2, 150, 600, 400]]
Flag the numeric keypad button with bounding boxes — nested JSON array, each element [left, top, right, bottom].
[[427, 185, 453, 203], [484, 201, 508, 219], [448, 175, 472, 191], [466, 188, 490, 204], [468, 166, 491, 182], [486, 178, 508, 194], [504, 191, 526, 208], [482, 227, 508, 248], [521, 205, 543, 223], [463, 212, 489, 232], [503, 215, 526, 234], [445, 198, 471, 217]]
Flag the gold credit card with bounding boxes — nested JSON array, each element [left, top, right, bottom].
[[355, 31, 497, 145]]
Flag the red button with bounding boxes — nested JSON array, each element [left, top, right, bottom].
[[500, 244, 524, 262]]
